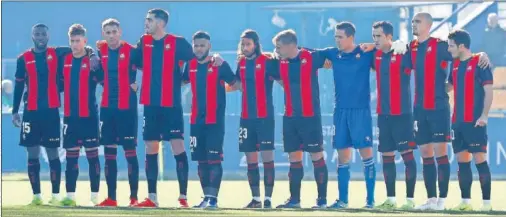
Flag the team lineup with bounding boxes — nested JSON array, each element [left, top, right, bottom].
[[11, 8, 496, 212]]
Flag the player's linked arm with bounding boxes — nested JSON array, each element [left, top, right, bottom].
[[476, 66, 494, 127], [12, 56, 26, 116]]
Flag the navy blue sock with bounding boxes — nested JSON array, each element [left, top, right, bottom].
[[208, 161, 223, 198], [104, 147, 117, 200], [28, 158, 41, 195], [382, 155, 396, 198], [145, 154, 158, 194], [458, 162, 472, 199], [289, 161, 303, 203], [86, 149, 101, 193], [476, 161, 491, 200], [65, 150, 80, 193], [402, 152, 417, 198], [337, 163, 350, 204], [247, 163, 260, 198], [423, 157, 437, 198], [124, 147, 139, 200], [198, 161, 209, 196], [363, 158, 376, 205], [312, 158, 328, 200], [437, 155, 450, 198], [263, 161, 275, 198], [49, 158, 61, 194], [174, 152, 189, 196]]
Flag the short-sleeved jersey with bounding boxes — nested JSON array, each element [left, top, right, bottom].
[[236, 54, 277, 119], [449, 55, 493, 124], [13, 47, 72, 113], [270, 49, 326, 117], [97, 41, 137, 110], [410, 37, 453, 111], [132, 34, 193, 107], [373, 49, 413, 115], [183, 59, 236, 125], [59, 53, 101, 118]]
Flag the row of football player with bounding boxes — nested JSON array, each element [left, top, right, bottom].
[[12, 8, 494, 211]]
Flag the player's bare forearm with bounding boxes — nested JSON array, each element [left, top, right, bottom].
[[481, 84, 493, 118]]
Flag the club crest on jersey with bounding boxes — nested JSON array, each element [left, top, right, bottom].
[[208, 67, 213, 72], [47, 54, 53, 60], [165, 44, 171, 50], [338, 53, 342, 59], [256, 64, 261, 69], [427, 46, 432, 52], [365, 136, 371, 141], [82, 63, 87, 69], [391, 56, 396, 62], [301, 58, 307, 64], [119, 53, 125, 59], [356, 53, 361, 59], [467, 66, 472, 71]]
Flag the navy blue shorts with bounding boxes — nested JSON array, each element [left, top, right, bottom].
[[333, 108, 373, 150], [19, 108, 61, 148], [452, 123, 488, 154], [377, 114, 417, 153], [414, 108, 451, 145], [282, 116, 323, 153], [143, 106, 184, 141], [190, 123, 225, 162], [100, 107, 138, 147], [238, 118, 275, 152], [63, 116, 99, 149]]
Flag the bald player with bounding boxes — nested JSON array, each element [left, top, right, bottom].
[[409, 12, 490, 211]]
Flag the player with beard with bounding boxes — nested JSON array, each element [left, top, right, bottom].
[[227, 29, 277, 209], [409, 13, 491, 211], [131, 8, 223, 208], [182, 31, 237, 209], [95, 18, 140, 207], [12, 23, 96, 206]]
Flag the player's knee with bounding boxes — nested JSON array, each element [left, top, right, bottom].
[[26, 146, 41, 159], [45, 148, 59, 160], [473, 152, 487, 164], [289, 151, 303, 162], [145, 141, 160, 154], [359, 147, 373, 159], [457, 151, 472, 163], [260, 150, 274, 163], [434, 142, 448, 157], [170, 139, 185, 155], [245, 152, 259, 164], [419, 144, 434, 158], [310, 152, 324, 161], [337, 149, 351, 164]]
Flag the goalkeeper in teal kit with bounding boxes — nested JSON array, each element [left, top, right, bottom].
[[305, 21, 407, 208]]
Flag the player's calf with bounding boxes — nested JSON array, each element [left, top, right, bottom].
[[46, 147, 61, 202], [62, 148, 80, 206], [86, 147, 101, 205], [124, 146, 139, 205], [474, 152, 492, 210], [310, 152, 328, 209], [26, 146, 41, 203], [171, 139, 189, 207]]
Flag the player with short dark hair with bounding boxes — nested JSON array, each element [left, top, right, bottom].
[[95, 18, 140, 207], [59, 24, 102, 207], [182, 31, 237, 209], [270, 29, 329, 209], [230, 29, 276, 209], [371, 21, 418, 210], [130, 8, 191, 208], [12, 23, 96, 206], [446, 29, 493, 212], [131, 9, 223, 208], [301, 21, 408, 209], [409, 12, 491, 211]]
